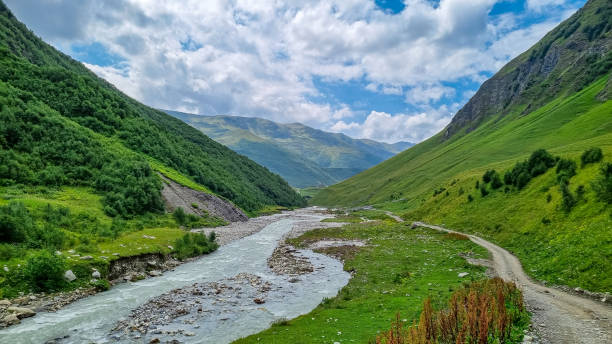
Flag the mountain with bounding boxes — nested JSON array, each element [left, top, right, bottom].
[[164, 111, 413, 188], [313, 0, 611, 292], [0, 1, 304, 214]]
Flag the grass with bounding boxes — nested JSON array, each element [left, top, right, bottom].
[[234, 220, 498, 344], [311, 77, 612, 293], [147, 157, 212, 193], [0, 185, 222, 298]]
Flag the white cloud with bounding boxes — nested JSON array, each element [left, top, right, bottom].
[[4, 0, 581, 143], [527, 0, 568, 12]]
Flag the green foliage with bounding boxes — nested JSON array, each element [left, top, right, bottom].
[[581, 147, 603, 167], [467, 194, 474, 202], [479, 185, 489, 197], [559, 183, 577, 213], [504, 149, 557, 189], [23, 250, 66, 292], [0, 5, 304, 214], [592, 163, 612, 203], [0, 201, 65, 249], [556, 158, 577, 185], [173, 207, 187, 225], [173, 232, 219, 261]]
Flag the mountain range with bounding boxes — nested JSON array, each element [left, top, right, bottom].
[[164, 111, 413, 188]]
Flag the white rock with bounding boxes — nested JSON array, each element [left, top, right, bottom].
[[3, 266, 8, 272], [2, 313, 19, 325], [7, 306, 35, 319], [458, 272, 469, 278], [184, 332, 195, 336], [92, 270, 101, 279], [167, 245, 174, 250], [148, 270, 162, 277], [55, 251, 62, 255], [0, 299, 11, 306], [80, 255, 93, 260], [64, 270, 77, 282]]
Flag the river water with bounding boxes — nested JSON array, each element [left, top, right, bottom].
[[0, 216, 350, 344]]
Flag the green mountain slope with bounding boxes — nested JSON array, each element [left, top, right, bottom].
[[313, 0, 612, 291], [165, 111, 412, 188], [0, 1, 304, 213]]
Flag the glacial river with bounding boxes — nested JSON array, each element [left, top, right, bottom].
[[0, 216, 350, 343]]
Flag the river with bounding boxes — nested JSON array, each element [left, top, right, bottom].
[[0, 213, 350, 343]]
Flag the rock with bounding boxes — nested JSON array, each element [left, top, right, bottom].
[[3, 266, 8, 272], [147, 260, 158, 267], [64, 270, 77, 282], [167, 245, 174, 250], [7, 306, 36, 319], [523, 335, 533, 343], [149, 339, 160, 344], [148, 270, 162, 277], [80, 255, 93, 260], [55, 251, 62, 255], [0, 299, 11, 306], [68, 249, 75, 253], [253, 298, 265, 304], [184, 331, 195, 336], [2, 313, 20, 325], [458, 272, 469, 278], [92, 270, 101, 279]]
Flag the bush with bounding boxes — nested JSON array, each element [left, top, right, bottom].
[[556, 158, 577, 184], [581, 147, 603, 167], [490, 173, 503, 189], [173, 232, 218, 260], [173, 207, 187, 226], [480, 185, 489, 197], [560, 183, 576, 213], [482, 170, 495, 183], [23, 250, 66, 292], [592, 163, 612, 203], [467, 194, 474, 202], [504, 149, 557, 189]]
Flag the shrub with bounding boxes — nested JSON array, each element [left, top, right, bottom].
[[467, 194, 474, 202], [482, 170, 496, 183], [546, 194, 552, 203], [491, 173, 503, 189], [173, 232, 218, 260], [23, 250, 66, 292], [375, 278, 526, 344], [560, 183, 576, 213], [592, 163, 612, 203], [581, 147, 603, 167], [173, 207, 187, 225], [556, 158, 577, 184], [504, 149, 557, 189], [541, 217, 551, 225], [475, 180, 479, 189], [480, 185, 489, 197]]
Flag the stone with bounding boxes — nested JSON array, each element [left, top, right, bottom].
[[184, 332, 195, 336], [149, 339, 160, 344], [2, 313, 20, 325], [92, 270, 101, 279], [3, 266, 8, 272], [80, 255, 93, 260], [0, 299, 11, 306], [64, 270, 77, 282], [167, 245, 174, 250], [7, 306, 36, 319], [253, 298, 265, 304], [55, 251, 62, 255], [458, 272, 469, 278], [148, 270, 162, 277]]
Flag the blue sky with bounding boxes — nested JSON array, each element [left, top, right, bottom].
[[6, 0, 585, 143]]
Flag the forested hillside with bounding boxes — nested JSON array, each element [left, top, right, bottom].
[[0, 0, 303, 298]]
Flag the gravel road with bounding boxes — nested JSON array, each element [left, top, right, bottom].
[[411, 221, 612, 344]]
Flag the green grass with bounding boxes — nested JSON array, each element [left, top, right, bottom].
[[0, 186, 222, 297], [311, 77, 612, 293], [402, 150, 612, 292], [234, 220, 493, 344], [147, 157, 212, 194]]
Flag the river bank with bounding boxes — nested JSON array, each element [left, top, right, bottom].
[[0, 207, 351, 344]]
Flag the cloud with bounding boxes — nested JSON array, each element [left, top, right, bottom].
[[3, 0, 581, 143], [526, 0, 568, 12], [331, 108, 456, 143]]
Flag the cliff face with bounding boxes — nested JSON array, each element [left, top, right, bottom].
[[444, 0, 612, 139]]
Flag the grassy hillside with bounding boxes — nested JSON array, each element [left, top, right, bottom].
[[165, 111, 412, 188], [0, 2, 304, 213], [313, 0, 611, 292]]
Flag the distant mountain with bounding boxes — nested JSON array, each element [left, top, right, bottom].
[[164, 111, 413, 188]]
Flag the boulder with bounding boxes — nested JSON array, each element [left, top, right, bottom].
[[64, 270, 77, 282], [458, 272, 469, 278], [80, 255, 93, 260], [0, 299, 11, 307], [2, 313, 20, 325], [148, 270, 162, 277], [7, 306, 36, 319], [92, 270, 101, 279]]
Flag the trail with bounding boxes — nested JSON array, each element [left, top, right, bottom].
[[402, 218, 611, 344]]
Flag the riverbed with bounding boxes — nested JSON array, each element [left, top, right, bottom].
[[0, 209, 350, 344]]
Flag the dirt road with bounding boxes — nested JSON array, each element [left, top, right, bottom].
[[409, 221, 612, 344]]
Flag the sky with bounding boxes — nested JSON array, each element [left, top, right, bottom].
[[5, 0, 586, 143]]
